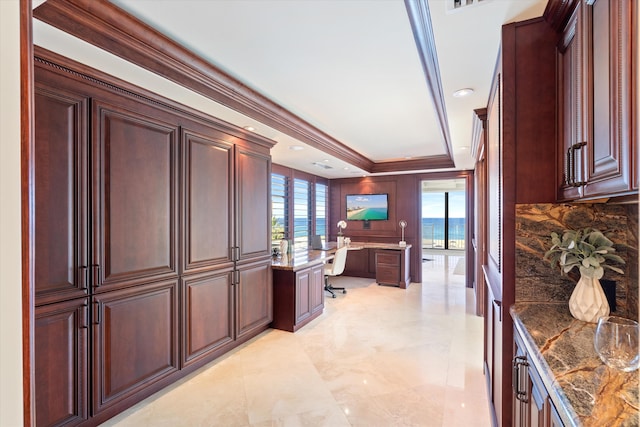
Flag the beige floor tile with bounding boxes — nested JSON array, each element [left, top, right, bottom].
[[101, 250, 491, 427]]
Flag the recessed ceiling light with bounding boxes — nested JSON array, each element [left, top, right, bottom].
[[243, 126, 255, 131], [323, 159, 330, 162], [343, 167, 349, 170], [459, 146, 470, 150], [289, 145, 304, 151], [404, 156, 412, 159], [452, 88, 474, 98]]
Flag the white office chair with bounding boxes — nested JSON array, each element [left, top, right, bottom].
[[325, 246, 348, 298]]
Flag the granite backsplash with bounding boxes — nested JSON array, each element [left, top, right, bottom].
[[515, 203, 638, 321]]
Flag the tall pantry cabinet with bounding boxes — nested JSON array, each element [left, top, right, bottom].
[[482, 17, 558, 427], [33, 48, 273, 426]]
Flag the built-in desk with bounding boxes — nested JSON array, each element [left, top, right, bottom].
[[342, 242, 412, 289]]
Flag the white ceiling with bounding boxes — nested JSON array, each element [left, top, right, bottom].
[[33, 0, 548, 178]]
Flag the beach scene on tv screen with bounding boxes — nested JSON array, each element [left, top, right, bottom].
[[346, 194, 388, 220]]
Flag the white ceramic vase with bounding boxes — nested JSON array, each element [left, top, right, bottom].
[[279, 239, 288, 255], [568, 267, 610, 323]]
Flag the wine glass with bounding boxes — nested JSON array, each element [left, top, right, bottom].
[[594, 316, 640, 372]]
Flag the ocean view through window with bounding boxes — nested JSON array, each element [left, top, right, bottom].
[[422, 180, 466, 250]]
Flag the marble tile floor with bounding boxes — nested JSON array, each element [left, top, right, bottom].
[[101, 251, 491, 427]]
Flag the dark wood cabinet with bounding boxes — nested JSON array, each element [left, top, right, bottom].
[[484, 276, 504, 427], [236, 147, 272, 261], [181, 129, 234, 274], [92, 280, 179, 415], [35, 298, 88, 427], [236, 258, 273, 339], [272, 263, 324, 332], [557, 5, 585, 201], [93, 100, 180, 291], [375, 248, 410, 288], [483, 17, 558, 427], [181, 269, 235, 368], [309, 264, 325, 316], [513, 327, 564, 427], [34, 86, 89, 307], [33, 48, 274, 425], [556, 0, 636, 201]]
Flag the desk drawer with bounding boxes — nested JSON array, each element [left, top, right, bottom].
[[376, 252, 400, 266], [376, 265, 400, 284]]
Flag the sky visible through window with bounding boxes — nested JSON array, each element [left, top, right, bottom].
[[422, 191, 465, 218]]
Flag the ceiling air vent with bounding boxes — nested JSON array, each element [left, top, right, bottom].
[[447, 0, 490, 13], [311, 162, 333, 170]]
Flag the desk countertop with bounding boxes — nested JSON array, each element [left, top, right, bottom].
[[271, 241, 412, 272], [271, 248, 335, 272]]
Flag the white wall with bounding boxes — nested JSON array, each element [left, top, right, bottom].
[[0, 0, 25, 426]]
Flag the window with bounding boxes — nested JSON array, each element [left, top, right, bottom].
[[315, 182, 328, 243], [271, 173, 288, 246], [293, 178, 311, 247], [271, 167, 328, 250]]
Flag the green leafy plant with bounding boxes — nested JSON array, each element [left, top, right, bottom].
[[544, 227, 625, 277]]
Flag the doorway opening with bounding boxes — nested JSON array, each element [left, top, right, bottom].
[[421, 178, 467, 282]]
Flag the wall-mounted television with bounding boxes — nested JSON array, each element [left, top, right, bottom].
[[346, 193, 389, 220]]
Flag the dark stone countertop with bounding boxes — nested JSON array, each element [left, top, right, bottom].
[[511, 303, 639, 427]]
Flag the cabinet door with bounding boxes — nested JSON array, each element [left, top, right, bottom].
[[93, 100, 179, 291], [310, 264, 325, 315], [92, 280, 179, 414], [35, 298, 88, 427], [34, 85, 89, 306], [295, 268, 312, 324], [181, 270, 235, 368], [181, 129, 234, 274], [582, 0, 634, 197], [236, 147, 271, 261], [236, 259, 273, 339], [557, 6, 585, 201]]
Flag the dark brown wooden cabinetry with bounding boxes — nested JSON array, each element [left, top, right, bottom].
[[35, 298, 89, 427], [483, 17, 558, 427], [272, 263, 324, 333], [181, 270, 235, 368], [33, 48, 274, 426], [92, 280, 179, 415], [556, 0, 637, 201], [375, 248, 410, 288], [513, 328, 564, 427]]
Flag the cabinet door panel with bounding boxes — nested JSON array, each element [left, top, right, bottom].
[[310, 264, 324, 315], [94, 102, 179, 289], [182, 130, 234, 273], [92, 280, 179, 414], [557, 8, 585, 201], [34, 87, 89, 305], [182, 270, 234, 367], [295, 269, 312, 323], [237, 259, 272, 339], [236, 148, 271, 260], [35, 298, 88, 427], [583, 0, 633, 196]]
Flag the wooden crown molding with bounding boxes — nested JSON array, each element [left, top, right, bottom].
[[33, 46, 277, 150], [471, 108, 488, 162], [34, 0, 457, 175], [543, 0, 579, 32], [371, 155, 455, 174]]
